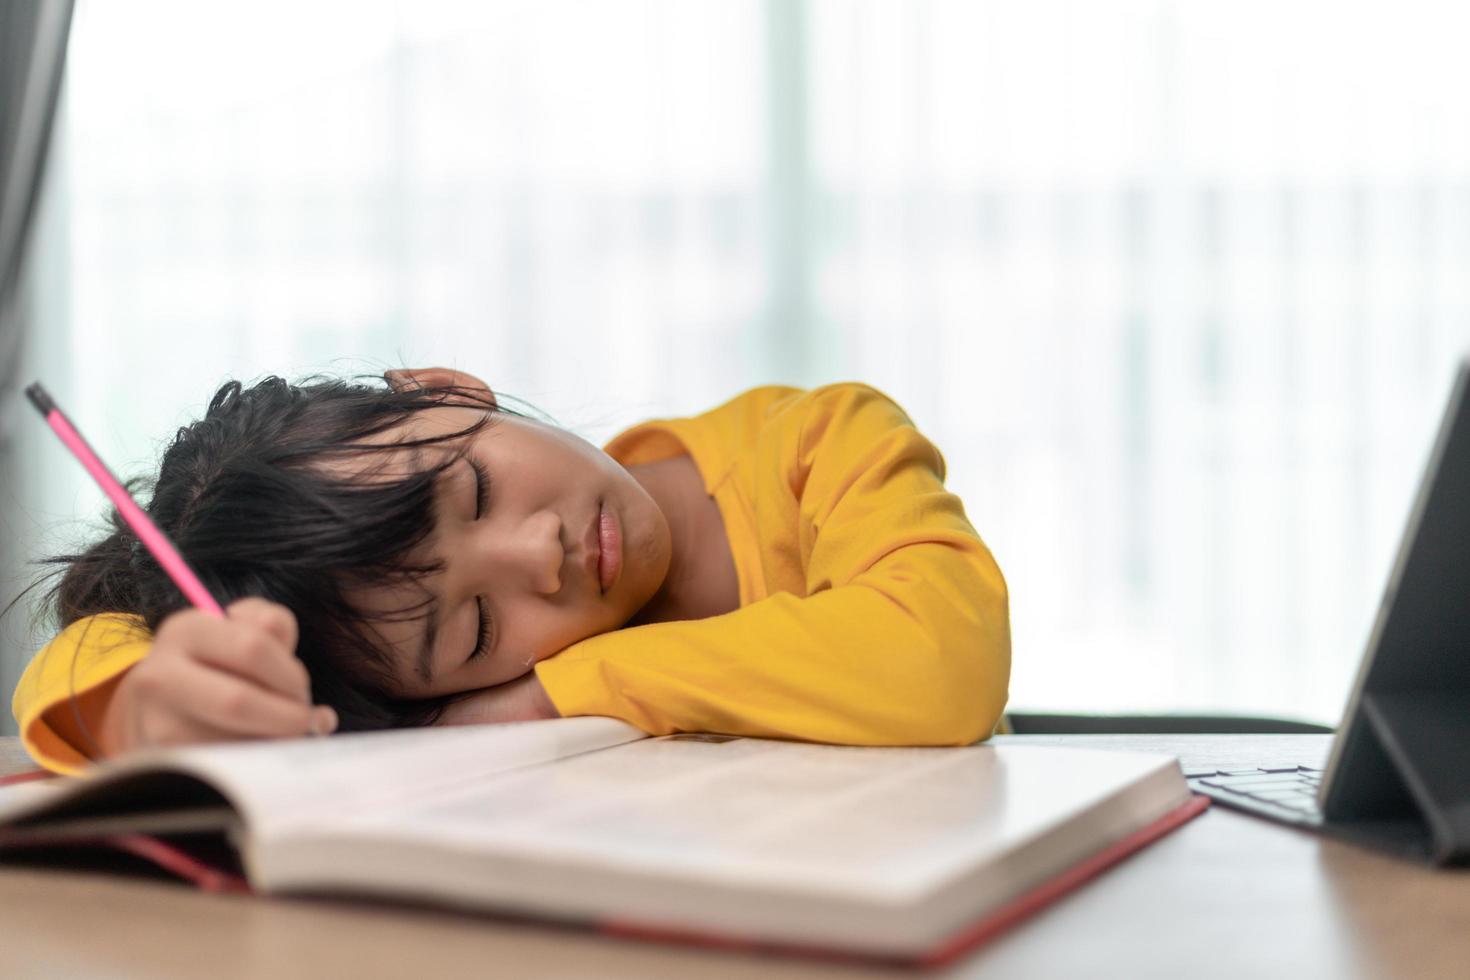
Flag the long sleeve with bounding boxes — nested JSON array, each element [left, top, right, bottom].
[[11, 613, 151, 774], [12, 384, 1011, 769], [536, 383, 1011, 745]]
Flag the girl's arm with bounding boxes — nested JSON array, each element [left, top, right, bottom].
[[436, 669, 559, 726], [529, 384, 1010, 746]]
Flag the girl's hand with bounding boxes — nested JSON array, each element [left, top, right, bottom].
[[97, 598, 338, 757], [435, 671, 560, 727]]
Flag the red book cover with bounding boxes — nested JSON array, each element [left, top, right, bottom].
[[0, 768, 54, 788]]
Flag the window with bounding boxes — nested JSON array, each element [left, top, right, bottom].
[[12, 0, 1470, 727]]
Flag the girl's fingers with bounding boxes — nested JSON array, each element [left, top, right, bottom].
[[312, 705, 339, 736], [140, 602, 340, 750], [139, 696, 338, 749], [226, 597, 298, 654], [163, 602, 312, 702], [166, 656, 327, 739], [138, 706, 337, 749]]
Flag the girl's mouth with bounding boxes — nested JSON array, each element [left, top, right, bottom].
[[598, 501, 623, 593]]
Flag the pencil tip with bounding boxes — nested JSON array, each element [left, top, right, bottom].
[[24, 382, 55, 417]]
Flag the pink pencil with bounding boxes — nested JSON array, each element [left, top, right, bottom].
[[25, 382, 225, 617]]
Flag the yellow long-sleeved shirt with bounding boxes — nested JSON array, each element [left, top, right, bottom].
[[12, 382, 1010, 774]]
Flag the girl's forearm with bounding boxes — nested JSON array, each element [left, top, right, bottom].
[[436, 671, 560, 727]]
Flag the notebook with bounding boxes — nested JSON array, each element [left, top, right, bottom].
[[0, 717, 1205, 966]]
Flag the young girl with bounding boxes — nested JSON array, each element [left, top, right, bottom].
[[10, 367, 1011, 774]]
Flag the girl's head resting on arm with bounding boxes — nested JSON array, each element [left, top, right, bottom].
[[46, 367, 675, 730]]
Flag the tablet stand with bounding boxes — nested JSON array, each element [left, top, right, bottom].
[[1324, 691, 1470, 866]]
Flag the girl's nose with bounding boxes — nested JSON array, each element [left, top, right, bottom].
[[493, 510, 564, 595]]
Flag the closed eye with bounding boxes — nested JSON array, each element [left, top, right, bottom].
[[466, 455, 495, 662], [470, 596, 494, 662], [469, 456, 491, 519]]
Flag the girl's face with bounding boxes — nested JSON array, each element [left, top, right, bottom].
[[352, 368, 672, 698]]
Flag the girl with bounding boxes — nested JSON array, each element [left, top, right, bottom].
[[10, 367, 1011, 774]]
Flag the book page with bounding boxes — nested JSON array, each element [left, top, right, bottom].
[[0, 716, 646, 834], [292, 737, 1185, 898]]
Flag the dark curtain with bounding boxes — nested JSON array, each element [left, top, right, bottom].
[[1, 0, 75, 732], [1, 0, 74, 383]]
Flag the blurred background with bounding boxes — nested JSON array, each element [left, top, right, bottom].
[[5, 0, 1470, 733]]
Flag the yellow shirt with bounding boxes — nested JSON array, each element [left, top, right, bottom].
[[12, 383, 1011, 774]]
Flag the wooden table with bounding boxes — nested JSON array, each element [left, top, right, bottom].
[[2, 733, 1467, 979]]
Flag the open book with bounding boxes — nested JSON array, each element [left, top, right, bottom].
[[0, 718, 1206, 965]]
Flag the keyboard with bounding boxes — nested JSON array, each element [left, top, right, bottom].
[[1185, 764, 1325, 826]]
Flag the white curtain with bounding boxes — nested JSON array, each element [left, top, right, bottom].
[[8, 0, 1470, 730]]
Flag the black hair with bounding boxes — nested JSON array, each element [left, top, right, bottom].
[[24, 373, 534, 739]]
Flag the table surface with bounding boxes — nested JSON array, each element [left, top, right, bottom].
[[2, 733, 1468, 980]]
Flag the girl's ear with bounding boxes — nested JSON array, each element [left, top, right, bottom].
[[385, 367, 497, 407]]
